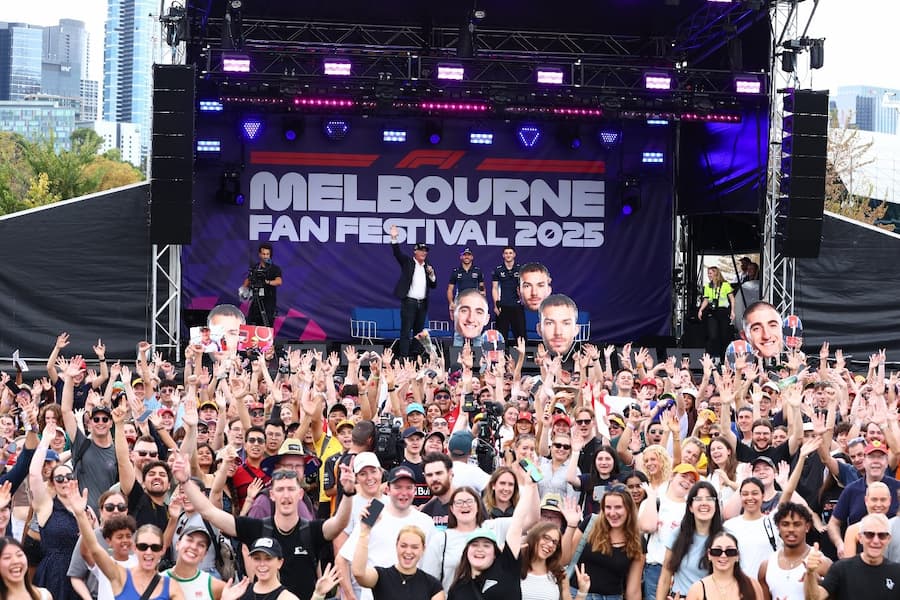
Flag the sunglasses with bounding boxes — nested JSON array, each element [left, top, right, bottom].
[[137, 450, 159, 458], [575, 419, 592, 426], [861, 531, 891, 541], [432, 420, 448, 427], [708, 547, 739, 557], [53, 473, 76, 483], [92, 416, 110, 423], [135, 542, 164, 552], [272, 470, 299, 480], [435, 393, 450, 400], [552, 443, 572, 450], [250, 410, 265, 417], [103, 503, 128, 513], [246, 437, 265, 444]]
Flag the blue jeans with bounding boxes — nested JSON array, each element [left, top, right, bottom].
[[570, 589, 622, 600], [643, 563, 662, 600]]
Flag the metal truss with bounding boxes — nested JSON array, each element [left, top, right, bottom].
[[670, 1, 770, 66], [151, 244, 182, 362], [763, 1, 802, 316]]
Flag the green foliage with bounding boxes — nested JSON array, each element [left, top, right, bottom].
[[0, 128, 147, 216]]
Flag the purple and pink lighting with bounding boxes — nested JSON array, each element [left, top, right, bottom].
[[644, 72, 672, 90], [222, 54, 251, 73], [293, 97, 355, 108], [436, 64, 465, 81], [418, 101, 489, 113], [735, 78, 762, 94], [323, 59, 352, 76], [536, 68, 564, 85]]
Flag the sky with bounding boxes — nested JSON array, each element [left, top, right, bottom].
[[1, 0, 896, 93]]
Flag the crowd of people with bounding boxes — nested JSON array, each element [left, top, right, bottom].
[[0, 241, 898, 600]]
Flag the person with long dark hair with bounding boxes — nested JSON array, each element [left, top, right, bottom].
[[567, 441, 619, 518], [656, 481, 724, 600], [685, 532, 762, 600], [519, 521, 588, 600], [0, 538, 51, 600], [569, 486, 643, 600]]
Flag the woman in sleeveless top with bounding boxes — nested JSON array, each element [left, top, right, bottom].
[[29, 425, 83, 600], [63, 488, 184, 600], [0, 538, 52, 600], [685, 532, 762, 600], [236, 538, 299, 600]]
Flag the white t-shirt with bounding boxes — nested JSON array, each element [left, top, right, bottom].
[[642, 493, 687, 565], [91, 555, 138, 600], [724, 514, 780, 578], [450, 460, 491, 493], [339, 507, 436, 600], [420, 518, 512, 591], [343, 493, 388, 536], [520, 572, 561, 600]]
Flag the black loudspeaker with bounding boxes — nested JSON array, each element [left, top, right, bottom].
[[151, 65, 195, 245], [779, 89, 828, 258]]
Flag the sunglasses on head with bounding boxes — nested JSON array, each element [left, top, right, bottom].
[[861, 531, 891, 541], [137, 450, 158, 458], [103, 503, 128, 512], [708, 547, 739, 557], [272, 470, 299, 480], [552, 443, 571, 450], [135, 542, 163, 552], [92, 416, 110, 423], [53, 473, 76, 483]]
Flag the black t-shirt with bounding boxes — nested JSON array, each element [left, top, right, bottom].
[[250, 263, 282, 307], [420, 497, 450, 529], [399, 459, 430, 506], [571, 520, 630, 596], [448, 543, 521, 600], [821, 555, 900, 600], [127, 483, 169, 530], [491, 263, 521, 307], [54, 379, 92, 410], [235, 516, 327, 600], [735, 440, 793, 465], [373, 566, 442, 600]]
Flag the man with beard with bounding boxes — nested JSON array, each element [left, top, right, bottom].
[[518, 262, 552, 313], [537, 294, 580, 370], [420, 453, 455, 529], [174, 452, 356, 600], [113, 401, 171, 530], [447, 247, 485, 319], [759, 502, 831, 600]]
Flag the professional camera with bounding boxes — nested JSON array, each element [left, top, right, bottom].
[[474, 401, 503, 472], [374, 416, 403, 469], [248, 266, 268, 289]]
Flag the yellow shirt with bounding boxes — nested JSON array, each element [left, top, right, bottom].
[[313, 432, 344, 503], [703, 281, 733, 308]]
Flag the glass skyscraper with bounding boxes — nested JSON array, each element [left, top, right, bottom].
[[104, 0, 156, 165], [0, 23, 43, 101], [832, 85, 900, 135]]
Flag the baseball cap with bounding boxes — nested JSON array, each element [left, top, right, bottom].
[[352, 452, 381, 474], [608, 414, 625, 429], [248, 402, 265, 411], [157, 407, 174, 418], [406, 403, 425, 416], [249, 537, 282, 558], [698, 409, 717, 423], [131, 378, 144, 387], [640, 378, 658, 388], [425, 430, 446, 442], [328, 403, 349, 415], [540, 493, 563, 514], [465, 528, 498, 546], [865, 441, 888, 455], [552, 414, 572, 427], [90, 405, 112, 417], [179, 524, 212, 544], [553, 402, 568, 413], [459, 247, 473, 256], [681, 388, 699, 398], [802, 421, 815, 432], [44, 449, 60, 462], [751, 456, 776, 470], [387, 465, 417, 484], [335, 419, 355, 432], [672, 463, 700, 481], [761, 381, 780, 394], [198, 400, 218, 412], [516, 412, 534, 423], [415, 242, 429, 251], [402, 427, 425, 439], [448, 431, 475, 457]]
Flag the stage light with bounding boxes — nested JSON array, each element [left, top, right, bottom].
[[282, 119, 303, 142], [199, 100, 224, 112], [293, 97, 355, 109], [418, 101, 488, 113], [644, 72, 672, 90], [437, 63, 465, 81], [324, 119, 350, 140], [217, 168, 244, 206], [557, 123, 581, 150], [469, 131, 494, 145], [642, 151, 665, 164], [620, 177, 641, 216], [517, 125, 541, 149], [735, 77, 762, 94], [553, 107, 603, 117], [324, 59, 352, 76], [196, 140, 221, 153], [646, 118, 669, 126], [425, 121, 443, 145], [536, 68, 564, 85], [599, 127, 622, 147], [222, 54, 251, 73], [383, 129, 407, 143], [240, 118, 263, 141]]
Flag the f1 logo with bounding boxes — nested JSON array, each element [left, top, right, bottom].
[[395, 150, 465, 169]]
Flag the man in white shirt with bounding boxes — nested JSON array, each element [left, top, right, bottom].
[[390, 224, 437, 358]]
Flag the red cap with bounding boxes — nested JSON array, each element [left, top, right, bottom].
[[865, 441, 888, 455], [517, 412, 534, 423], [552, 414, 572, 427], [640, 378, 658, 388]]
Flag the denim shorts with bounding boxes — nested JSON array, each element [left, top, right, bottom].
[[570, 588, 622, 600]]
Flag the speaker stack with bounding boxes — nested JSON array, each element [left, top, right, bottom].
[[150, 64, 196, 245], [779, 89, 829, 258]]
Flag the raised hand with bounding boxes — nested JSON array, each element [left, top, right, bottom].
[[220, 578, 252, 600], [574, 563, 591, 594], [314, 564, 342, 597], [171, 452, 191, 484], [245, 478, 265, 501], [182, 394, 199, 428], [92, 339, 106, 359], [56, 332, 71, 350]]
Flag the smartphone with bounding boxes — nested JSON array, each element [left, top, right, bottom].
[[592, 485, 608, 502], [530, 376, 543, 395], [361, 499, 384, 527], [519, 458, 544, 483]]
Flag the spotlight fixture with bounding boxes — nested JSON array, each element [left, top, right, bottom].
[[598, 126, 622, 148], [735, 77, 763, 94], [536, 68, 564, 85], [436, 63, 465, 81], [199, 100, 224, 112], [424, 121, 443, 145], [642, 151, 665, 164], [619, 177, 641, 216], [383, 129, 408, 143], [557, 123, 582, 150], [282, 118, 303, 142], [644, 72, 673, 90], [196, 140, 221, 153], [240, 118, 263, 141], [323, 59, 352, 76], [469, 131, 494, 145], [323, 119, 350, 141], [222, 54, 251, 73], [517, 125, 541, 149], [224, 0, 244, 50], [217, 168, 244, 206]]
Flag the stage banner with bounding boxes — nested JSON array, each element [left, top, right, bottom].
[[184, 117, 673, 343]]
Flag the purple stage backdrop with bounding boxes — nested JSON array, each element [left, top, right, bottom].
[[184, 118, 674, 342]]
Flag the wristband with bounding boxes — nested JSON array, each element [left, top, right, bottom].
[[99, 359, 107, 363], [566, 524, 577, 529], [342, 488, 357, 497], [311, 594, 326, 600]]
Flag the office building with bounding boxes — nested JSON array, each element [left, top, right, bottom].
[[42, 19, 87, 102], [80, 79, 99, 122], [0, 23, 42, 100], [832, 85, 900, 135], [93, 120, 142, 167], [0, 100, 76, 150]]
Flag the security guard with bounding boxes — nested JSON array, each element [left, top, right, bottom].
[[491, 245, 526, 343], [446, 246, 485, 316]]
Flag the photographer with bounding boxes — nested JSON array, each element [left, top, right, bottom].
[[239, 243, 283, 327]]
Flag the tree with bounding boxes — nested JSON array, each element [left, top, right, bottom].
[[24, 172, 61, 207], [70, 128, 104, 157], [82, 156, 144, 191], [825, 126, 892, 231], [17, 135, 102, 201]]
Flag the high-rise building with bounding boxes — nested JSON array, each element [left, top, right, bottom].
[[80, 79, 99, 122], [0, 100, 75, 150], [832, 85, 900, 135], [93, 119, 142, 167], [0, 23, 43, 101], [104, 0, 156, 166], [42, 19, 87, 102]]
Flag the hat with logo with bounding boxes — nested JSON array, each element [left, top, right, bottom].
[[199, 400, 219, 412], [640, 378, 658, 388], [751, 456, 776, 470], [552, 414, 572, 427], [387, 465, 417, 484], [448, 431, 475, 457], [865, 440, 888, 455], [261, 438, 319, 474], [425, 430, 446, 442], [179, 524, 212, 544], [249, 537, 282, 558], [459, 247, 473, 256], [516, 412, 534, 423], [352, 452, 381, 474], [540, 492, 564, 514], [90, 405, 112, 418]]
